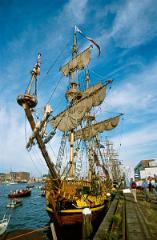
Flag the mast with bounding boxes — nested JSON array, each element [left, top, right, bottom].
[[69, 31, 78, 178], [17, 55, 60, 188], [85, 68, 89, 89], [104, 139, 121, 184]]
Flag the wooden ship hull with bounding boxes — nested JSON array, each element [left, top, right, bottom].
[[47, 203, 105, 225], [45, 179, 108, 226], [17, 27, 123, 237]]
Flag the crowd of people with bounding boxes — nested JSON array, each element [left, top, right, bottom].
[[130, 177, 157, 203]]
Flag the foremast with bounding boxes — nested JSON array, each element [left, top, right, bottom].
[[17, 54, 60, 189]]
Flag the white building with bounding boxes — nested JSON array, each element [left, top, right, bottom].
[[140, 167, 157, 179], [134, 159, 157, 180]]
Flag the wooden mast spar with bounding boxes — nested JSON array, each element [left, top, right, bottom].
[[68, 31, 78, 178], [17, 54, 60, 189]]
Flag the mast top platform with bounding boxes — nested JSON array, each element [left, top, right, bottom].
[[17, 93, 38, 108]]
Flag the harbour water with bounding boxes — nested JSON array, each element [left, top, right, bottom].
[[0, 183, 107, 239], [0, 183, 50, 238]]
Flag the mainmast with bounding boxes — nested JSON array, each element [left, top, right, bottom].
[[17, 54, 60, 188], [68, 31, 91, 178], [69, 31, 78, 178]]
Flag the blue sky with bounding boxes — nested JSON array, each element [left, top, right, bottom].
[[0, 0, 157, 177]]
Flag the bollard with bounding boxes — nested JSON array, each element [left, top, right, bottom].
[[50, 222, 57, 240], [82, 208, 93, 240]]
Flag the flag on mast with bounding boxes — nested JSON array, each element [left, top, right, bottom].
[[75, 25, 101, 56], [36, 53, 41, 76], [32, 53, 41, 76]]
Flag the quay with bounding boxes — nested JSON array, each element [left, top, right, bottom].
[[0, 228, 48, 240], [94, 190, 157, 240], [1, 190, 157, 240]]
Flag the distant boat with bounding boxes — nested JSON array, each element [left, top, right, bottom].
[[9, 182, 17, 185], [6, 198, 23, 208], [8, 189, 31, 198], [6, 181, 17, 185], [41, 190, 46, 197], [0, 214, 10, 236], [26, 184, 34, 189]]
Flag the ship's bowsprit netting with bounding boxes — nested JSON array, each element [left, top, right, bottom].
[[75, 144, 83, 178], [55, 134, 67, 175]]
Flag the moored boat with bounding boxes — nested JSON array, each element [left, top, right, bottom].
[[26, 184, 34, 189], [6, 198, 23, 208], [0, 214, 10, 236], [41, 190, 46, 197], [8, 189, 31, 198]]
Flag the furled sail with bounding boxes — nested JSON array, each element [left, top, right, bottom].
[[60, 47, 91, 76], [73, 115, 121, 140], [49, 82, 106, 132]]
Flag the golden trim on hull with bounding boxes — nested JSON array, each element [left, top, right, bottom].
[[46, 204, 105, 225], [47, 204, 105, 214]]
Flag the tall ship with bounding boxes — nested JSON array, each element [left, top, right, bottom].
[[17, 27, 123, 232], [103, 139, 123, 188]]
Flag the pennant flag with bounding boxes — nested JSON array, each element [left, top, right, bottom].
[[100, 143, 105, 149], [32, 53, 41, 76], [36, 53, 41, 75], [75, 25, 101, 56]]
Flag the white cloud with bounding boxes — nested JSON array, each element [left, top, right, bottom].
[[0, 106, 48, 176], [111, 121, 157, 166], [104, 61, 157, 115], [1, 0, 157, 177], [110, 0, 157, 47], [40, 0, 88, 51], [99, 60, 157, 168], [63, 0, 88, 23]]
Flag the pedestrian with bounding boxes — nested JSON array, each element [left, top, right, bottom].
[[147, 179, 153, 202], [130, 179, 137, 203], [153, 178, 157, 201], [142, 179, 148, 201], [148, 179, 153, 193]]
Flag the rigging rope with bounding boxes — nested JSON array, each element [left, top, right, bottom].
[[24, 113, 43, 176], [32, 147, 46, 167], [47, 142, 57, 159], [7, 226, 49, 240], [39, 40, 71, 107], [90, 69, 105, 80], [56, 134, 67, 174], [46, 75, 64, 104], [38, 40, 70, 89], [27, 151, 43, 176]]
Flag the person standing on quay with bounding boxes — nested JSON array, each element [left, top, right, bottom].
[[148, 179, 153, 193], [142, 179, 148, 201], [130, 179, 137, 203], [153, 178, 157, 201]]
